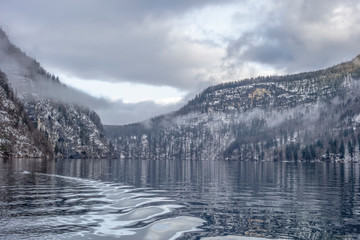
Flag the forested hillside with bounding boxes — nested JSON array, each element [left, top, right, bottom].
[[106, 54, 360, 161]]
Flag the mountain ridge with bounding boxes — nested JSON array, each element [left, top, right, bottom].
[[105, 53, 360, 161]]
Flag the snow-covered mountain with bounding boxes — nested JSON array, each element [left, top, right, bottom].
[[106, 54, 360, 161], [0, 29, 112, 159]]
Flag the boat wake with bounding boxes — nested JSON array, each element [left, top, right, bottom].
[[1, 172, 204, 240]]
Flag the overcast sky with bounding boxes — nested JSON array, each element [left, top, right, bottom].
[[1, 0, 360, 124]]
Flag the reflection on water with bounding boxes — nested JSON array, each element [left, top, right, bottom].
[[0, 159, 203, 240], [1, 159, 360, 239]]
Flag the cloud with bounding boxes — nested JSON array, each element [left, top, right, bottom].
[[0, 26, 183, 125], [226, 0, 360, 75], [1, 0, 359, 125], [0, 0, 235, 91]]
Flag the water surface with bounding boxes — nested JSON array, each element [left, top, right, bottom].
[[1, 159, 360, 239]]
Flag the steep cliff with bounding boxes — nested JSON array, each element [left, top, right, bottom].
[[0, 29, 112, 159], [0, 71, 52, 158]]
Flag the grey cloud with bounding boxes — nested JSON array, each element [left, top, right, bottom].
[[1, 0, 238, 20], [0, 25, 192, 125], [0, 0, 236, 91], [38, 22, 199, 89], [227, 0, 360, 74]]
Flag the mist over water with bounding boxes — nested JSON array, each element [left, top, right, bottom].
[[1, 158, 360, 239]]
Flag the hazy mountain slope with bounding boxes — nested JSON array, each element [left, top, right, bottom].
[[0, 29, 112, 159], [0, 71, 52, 158], [178, 55, 360, 115], [106, 54, 360, 161]]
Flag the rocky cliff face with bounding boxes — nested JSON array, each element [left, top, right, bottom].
[[0, 71, 52, 158], [0, 29, 112, 159], [23, 97, 111, 159], [106, 54, 360, 161]]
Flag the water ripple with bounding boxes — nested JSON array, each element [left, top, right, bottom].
[[0, 172, 204, 240]]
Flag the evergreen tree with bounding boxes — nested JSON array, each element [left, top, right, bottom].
[[348, 140, 354, 158], [339, 141, 345, 159], [326, 148, 330, 159]]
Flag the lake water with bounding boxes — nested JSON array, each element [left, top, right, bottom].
[[1, 159, 360, 239]]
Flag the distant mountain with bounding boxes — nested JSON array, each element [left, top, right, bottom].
[[0, 28, 113, 159], [105, 54, 360, 161]]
